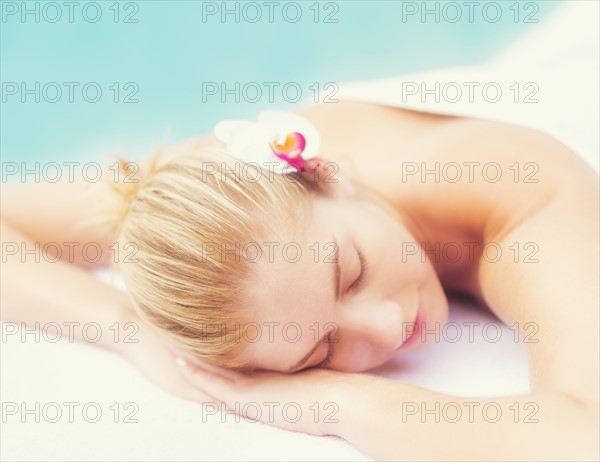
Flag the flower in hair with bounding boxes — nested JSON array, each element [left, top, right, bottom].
[[214, 110, 321, 174]]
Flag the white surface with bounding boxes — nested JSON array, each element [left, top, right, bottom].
[[1, 295, 528, 462]]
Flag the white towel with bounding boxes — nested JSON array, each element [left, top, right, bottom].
[[1, 272, 528, 462]]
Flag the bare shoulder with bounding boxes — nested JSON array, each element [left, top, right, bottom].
[[425, 118, 596, 185], [448, 119, 600, 242], [390, 118, 596, 238]]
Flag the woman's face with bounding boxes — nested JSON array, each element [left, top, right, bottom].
[[238, 190, 449, 373]]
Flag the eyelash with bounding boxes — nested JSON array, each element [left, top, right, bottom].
[[319, 334, 336, 369], [317, 247, 366, 370], [347, 247, 368, 293]]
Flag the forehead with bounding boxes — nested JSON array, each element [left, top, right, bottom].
[[237, 199, 339, 369]]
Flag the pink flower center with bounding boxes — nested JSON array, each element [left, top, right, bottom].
[[270, 132, 306, 159]]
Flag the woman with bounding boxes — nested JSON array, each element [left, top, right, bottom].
[[2, 97, 598, 459], [2, 7, 599, 462]]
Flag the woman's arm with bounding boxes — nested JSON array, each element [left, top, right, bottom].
[[1, 154, 216, 402], [0, 135, 213, 328], [334, 381, 597, 461], [1, 178, 133, 349], [479, 186, 599, 404], [181, 338, 597, 460]]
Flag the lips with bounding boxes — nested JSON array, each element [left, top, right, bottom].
[[398, 301, 425, 350]]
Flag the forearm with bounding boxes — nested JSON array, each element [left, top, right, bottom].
[[336, 379, 598, 461], [1, 219, 133, 351]]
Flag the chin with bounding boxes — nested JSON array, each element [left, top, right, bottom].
[[433, 292, 450, 325], [423, 279, 450, 327]]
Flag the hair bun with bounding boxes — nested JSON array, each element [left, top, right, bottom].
[[90, 149, 163, 240]]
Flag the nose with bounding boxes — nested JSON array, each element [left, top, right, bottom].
[[341, 299, 409, 350]]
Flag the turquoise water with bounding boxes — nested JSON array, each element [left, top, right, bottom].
[[1, 0, 561, 164]]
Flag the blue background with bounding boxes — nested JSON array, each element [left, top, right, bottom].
[[1, 0, 561, 164]]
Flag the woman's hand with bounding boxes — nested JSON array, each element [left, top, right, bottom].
[[178, 359, 380, 437]]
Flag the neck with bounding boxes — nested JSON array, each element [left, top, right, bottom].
[[395, 200, 483, 300]]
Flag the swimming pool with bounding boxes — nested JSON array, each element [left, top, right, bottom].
[[1, 0, 561, 165]]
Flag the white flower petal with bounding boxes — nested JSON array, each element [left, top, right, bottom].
[[214, 119, 243, 143], [214, 111, 322, 174], [224, 121, 269, 162]]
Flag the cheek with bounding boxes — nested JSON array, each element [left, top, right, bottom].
[[376, 226, 431, 284]]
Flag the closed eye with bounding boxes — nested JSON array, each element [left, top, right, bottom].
[[314, 244, 366, 370], [347, 245, 367, 293], [317, 333, 336, 369]]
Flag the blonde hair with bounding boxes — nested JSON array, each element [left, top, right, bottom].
[[94, 143, 316, 369], [89, 139, 397, 370]]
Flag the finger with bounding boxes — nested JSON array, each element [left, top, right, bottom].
[[177, 358, 242, 403], [175, 355, 244, 381], [193, 360, 245, 381]]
